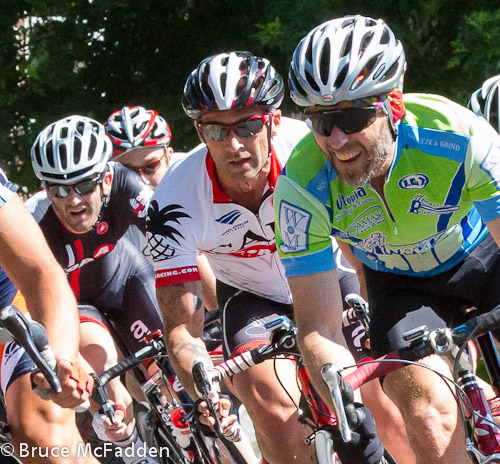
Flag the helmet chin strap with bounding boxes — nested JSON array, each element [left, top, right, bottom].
[[383, 98, 398, 140], [92, 185, 109, 230]]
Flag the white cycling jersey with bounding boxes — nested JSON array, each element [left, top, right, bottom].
[[146, 117, 310, 304]]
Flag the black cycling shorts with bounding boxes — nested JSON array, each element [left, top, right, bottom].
[[365, 233, 500, 358], [218, 246, 360, 359]]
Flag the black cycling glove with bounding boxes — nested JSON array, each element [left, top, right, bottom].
[[331, 403, 385, 464]]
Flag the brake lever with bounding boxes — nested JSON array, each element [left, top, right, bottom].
[[321, 363, 352, 443]]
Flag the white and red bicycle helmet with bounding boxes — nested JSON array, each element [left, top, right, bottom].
[[289, 15, 406, 107], [182, 51, 284, 119], [31, 115, 112, 183], [105, 106, 172, 158]]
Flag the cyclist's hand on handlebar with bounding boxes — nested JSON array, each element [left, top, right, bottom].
[[195, 396, 237, 437], [92, 406, 129, 442], [33, 353, 94, 408], [332, 403, 384, 464]]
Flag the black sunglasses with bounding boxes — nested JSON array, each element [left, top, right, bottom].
[[45, 175, 104, 199], [307, 106, 378, 136], [199, 114, 271, 142]]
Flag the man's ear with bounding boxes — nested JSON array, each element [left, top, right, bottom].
[[271, 109, 282, 137], [102, 170, 113, 196]]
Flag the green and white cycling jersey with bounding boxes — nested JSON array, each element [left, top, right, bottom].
[[275, 94, 500, 278]]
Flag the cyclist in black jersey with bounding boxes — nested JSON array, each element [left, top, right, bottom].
[[26, 115, 162, 463], [0, 168, 97, 463]]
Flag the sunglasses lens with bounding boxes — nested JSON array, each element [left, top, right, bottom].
[[46, 177, 99, 198], [142, 160, 161, 175], [74, 179, 98, 195], [310, 107, 377, 136], [236, 118, 265, 137], [202, 125, 227, 142], [201, 115, 268, 141], [47, 185, 70, 198]]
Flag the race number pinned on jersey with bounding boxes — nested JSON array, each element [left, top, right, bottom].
[[278, 201, 311, 254]]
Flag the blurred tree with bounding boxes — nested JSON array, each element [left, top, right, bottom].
[[1, 0, 499, 191]]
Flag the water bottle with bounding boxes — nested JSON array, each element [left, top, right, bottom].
[[170, 407, 192, 449]]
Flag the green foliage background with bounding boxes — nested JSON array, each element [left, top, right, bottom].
[[1, 0, 499, 192]]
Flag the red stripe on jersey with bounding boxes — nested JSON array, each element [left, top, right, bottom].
[[70, 239, 84, 299], [155, 266, 201, 287], [206, 155, 231, 203]]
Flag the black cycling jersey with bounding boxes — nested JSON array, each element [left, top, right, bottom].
[[26, 163, 162, 353], [36, 163, 151, 297]]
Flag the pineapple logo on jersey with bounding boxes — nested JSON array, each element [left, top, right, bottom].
[[146, 201, 191, 261]]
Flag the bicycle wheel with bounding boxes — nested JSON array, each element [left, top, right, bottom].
[[190, 428, 248, 464]]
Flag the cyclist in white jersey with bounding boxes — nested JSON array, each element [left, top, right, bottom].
[[274, 15, 500, 464], [146, 51, 391, 464]]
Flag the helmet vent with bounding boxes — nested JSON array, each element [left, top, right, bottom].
[[382, 60, 399, 82], [340, 32, 353, 59], [359, 32, 374, 57], [73, 138, 82, 165], [319, 40, 331, 85], [60, 145, 68, 169], [60, 127, 68, 139], [380, 28, 390, 45], [220, 73, 227, 93], [252, 76, 263, 93], [76, 121, 85, 136], [46, 141, 54, 168], [305, 40, 314, 70], [88, 134, 97, 161], [34, 143, 43, 168], [221, 56, 229, 67], [334, 64, 348, 90], [306, 70, 320, 92]]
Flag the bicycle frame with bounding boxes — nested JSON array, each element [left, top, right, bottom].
[[331, 309, 500, 464]]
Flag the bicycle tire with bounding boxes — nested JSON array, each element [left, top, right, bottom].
[[190, 428, 248, 464], [207, 436, 248, 464]]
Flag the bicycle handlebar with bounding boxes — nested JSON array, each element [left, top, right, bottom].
[[0, 305, 90, 412]]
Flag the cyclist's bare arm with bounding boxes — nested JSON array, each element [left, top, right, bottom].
[[0, 193, 92, 407], [157, 281, 211, 399], [287, 269, 358, 409], [196, 253, 218, 310], [486, 216, 500, 248], [0, 193, 79, 356]]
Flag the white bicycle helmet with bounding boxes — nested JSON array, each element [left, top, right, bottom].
[[182, 51, 284, 119], [31, 115, 112, 183], [105, 106, 172, 157], [468, 74, 500, 133], [289, 15, 406, 107]]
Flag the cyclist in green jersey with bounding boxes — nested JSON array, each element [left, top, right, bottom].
[[274, 15, 500, 464]]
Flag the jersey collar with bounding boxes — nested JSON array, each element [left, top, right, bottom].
[[205, 148, 281, 203]]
